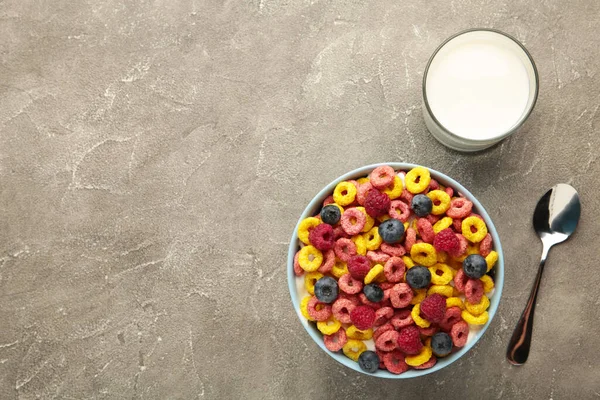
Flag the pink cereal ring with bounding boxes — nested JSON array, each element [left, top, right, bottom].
[[381, 242, 406, 257], [338, 273, 363, 295], [404, 228, 417, 252], [452, 218, 463, 232], [470, 213, 484, 221], [479, 233, 493, 257], [359, 293, 382, 310], [419, 324, 439, 336], [370, 166, 395, 189], [390, 283, 413, 309], [340, 208, 366, 236], [454, 234, 468, 257], [376, 350, 387, 370], [453, 268, 469, 293], [307, 296, 332, 321], [426, 214, 440, 225], [417, 218, 435, 244], [339, 293, 361, 306], [293, 250, 303, 276], [391, 309, 414, 329], [445, 186, 454, 197], [465, 278, 484, 304], [379, 282, 395, 290], [413, 355, 437, 370], [400, 188, 414, 204], [324, 328, 347, 352], [323, 195, 335, 207], [318, 249, 335, 273], [374, 307, 394, 326], [334, 238, 357, 262], [389, 200, 411, 222], [384, 257, 406, 283], [333, 226, 349, 240], [383, 350, 409, 374], [375, 329, 400, 352], [367, 250, 390, 264], [446, 198, 473, 219], [429, 179, 439, 191], [439, 306, 462, 331], [357, 182, 374, 206], [450, 320, 469, 347], [332, 298, 356, 324], [373, 322, 394, 341]]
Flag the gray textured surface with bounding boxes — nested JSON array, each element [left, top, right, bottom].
[[1, 1, 600, 399]]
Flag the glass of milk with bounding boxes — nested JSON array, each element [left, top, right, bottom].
[[422, 29, 539, 152]]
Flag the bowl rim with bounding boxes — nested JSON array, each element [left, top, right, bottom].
[[287, 162, 505, 379]]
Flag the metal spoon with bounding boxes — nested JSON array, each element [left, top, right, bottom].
[[506, 184, 581, 365]]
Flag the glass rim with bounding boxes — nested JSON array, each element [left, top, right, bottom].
[[422, 28, 540, 143]]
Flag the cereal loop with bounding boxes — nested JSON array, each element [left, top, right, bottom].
[[485, 251, 498, 272], [410, 243, 437, 266], [479, 233, 493, 257], [373, 322, 394, 341], [331, 260, 349, 278], [465, 295, 490, 316], [352, 234, 367, 256], [346, 325, 373, 340], [436, 251, 448, 263], [380, 242, 406, 257], [383, 350, 409, 374], [374, 307, 394, 326], [411, 303, 431, 328], [404, 227, 417, 253], [334, 238, 357, 262], [384, 257, 406, 283], [338, 273, 363, 295], [333, 181, 357, 206], [417, 218, 435, 244], [428, 263, 453, 285], [298, 245, 323, 272], [382, 176, 404, 200], [465, 278, 484, 304], [367, 250, 390, 264], [304, 271, 324, 294], [364, 263, 385, 284], [450, 321, 469, 347], [446, 197, 473, 219], [307, 296, 332, 321], [405, 345, 432, 367], [341, 208, 366, 236], [439, 306, 462, 331], [389, 283, 413, 308], [317, 317, 342, 335], [293, 250, 304, 276], [356, 183, 373, 206], [402, 255, 416, 269], [453, 268, 468, 293], [433, 217, 453, 234], [446, 297, 465, 310], [343, 339, 367, 361], [427, 285, 454, 297], [363, 227, 383, 251], [405, 167, 431, 194], [480, 275, 495, 293], [300, 295, 315, 321], [357, 177, 370, 185], [298, 217, 320, 245], [375, 330, 399, 352], [332, 298, 356, 324], [355, 206, 375, 232], [462, 310, 489, 325], [413, 355, 437, 370], [370, 166, 395, 189], [410, 288, 427, 305], [388, 200, 411, 222], [426, 190, 451, 215], [318, 249, 335, 274], [462, 216, 488, 243], [324, 328, 347, 352]]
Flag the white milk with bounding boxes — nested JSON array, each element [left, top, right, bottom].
[[423, 30, 538, 151]]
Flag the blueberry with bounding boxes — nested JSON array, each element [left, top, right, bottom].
[[320, 205, 341, 225], [378, 218, 405, 244], [411, 194, 433, 217], [462, 254, 487, 279], [314, 276, 339, 303], [405, 266, 432, 289], [431, 332, 453, 357], [363, 283, 384, 303], [358, 350, 380, 373]]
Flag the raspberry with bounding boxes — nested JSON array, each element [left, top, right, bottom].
[[419, 294, 447, 323], [308, 223, 335, 251], [364, 190, 391, 218], [350, 305, 376, 330], [347, 255, 371, 280], [396, 326, 423, 355], [433, 228, 460, 256]]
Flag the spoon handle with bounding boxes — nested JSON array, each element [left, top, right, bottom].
[[506, 252, 548, 365]]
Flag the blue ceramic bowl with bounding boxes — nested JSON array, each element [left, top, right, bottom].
[[287, 163, 504, 378]]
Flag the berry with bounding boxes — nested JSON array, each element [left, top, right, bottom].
[[433, 228, 460, 255], [314, 277, 339, 303], [396, 326, 423, 355], [320, 204, 341, 225], [347, 255, 371, 280], [378, 219, 405, 244], [358, 350, 380, 373], [363, 283, 384, 303], [411, 194, 433, 217], [431, 332, 453, 357], [405, 265, 431, 289], [463, 254, 487, 279], [350, 305, 376, 330], [308, 223, 335, 251], [364, 190, 391, 218], [419, 294, 446, 323]]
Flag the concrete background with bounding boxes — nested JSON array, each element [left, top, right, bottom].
[[1, 0, 600, 399]]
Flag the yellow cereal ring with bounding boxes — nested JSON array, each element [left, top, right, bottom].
[[428, 263, 453, 285], [433, 217, 453, 234], [343, 339, 367, 361], [410, 243, 437, 266], [462, 216, 488, 243], [403, 256, 416, 269], [382, 175, 404, 200], [352, 234, 367, 256], [346, 325, 373, 340], [357, 177, 370, 185], [480, 274, 495, 292], [446, 297, 465, 310], [461, 310, 489, 325], [405, 167, 431, 194], [298, 245, 323, 272], [452, 287, 462, 297], [465, 295, 490, 316], [403, 221, 409, 232], [331, 260, 348, 278], [317, 317, 342, 335], [405, 345, 433, 367], [411, 288, 427, 305], [427, 190, 451, 215], [437, 251, 448, 263], [363, 227, 383, 251], [331, 203, 344, 215], [425, 337, 432, 348], [298, 217, 320, 245], [411, 303, 431, 328], [333, 181, 357, 206], [355, 206, 375, 233], [300, 295, 315, 321], [378, 215, 390, 223], [427, 285, 454, 297], [452, 242, 480, 263], [304, 271, 324, 294], [364, 263, 385, 284], [485, 251, 498, 272]]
